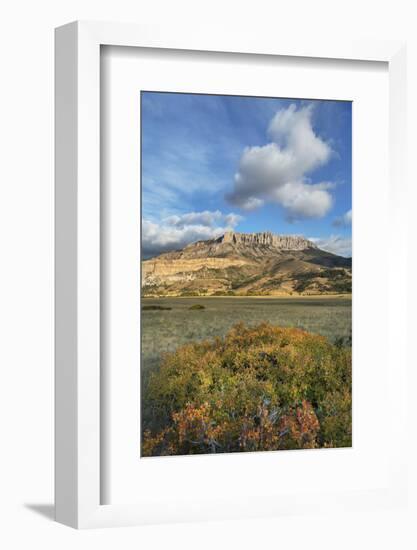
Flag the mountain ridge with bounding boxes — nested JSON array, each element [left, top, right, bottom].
[[216, 231, 316, 250], [142, 232, 351, 297]]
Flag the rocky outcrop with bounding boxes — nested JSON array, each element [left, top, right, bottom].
[[221, 231, 315, 250], [142, 257, 248, 286]]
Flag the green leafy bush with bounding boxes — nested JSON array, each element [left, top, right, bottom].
[[142, 322, 351, 456]]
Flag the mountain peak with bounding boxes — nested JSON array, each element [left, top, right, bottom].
[[219, 231, 316, 251]]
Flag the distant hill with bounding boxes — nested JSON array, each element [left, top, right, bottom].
[[142, 231, 352, 297]]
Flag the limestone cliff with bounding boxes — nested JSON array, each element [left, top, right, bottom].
[[221, 231, 315, 250]]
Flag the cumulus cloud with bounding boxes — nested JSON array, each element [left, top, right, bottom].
[[333, 209, 352, 227], [164, 210, 242, 229], [309, 235, 352, 258], [142, 210, 243, 258], [226, 103, 334, 219]]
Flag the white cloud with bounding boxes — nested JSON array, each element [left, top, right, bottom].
[[309, 235, 352, 258], [226, 104, 334, 219], [164, 210, 242, 229], [333, 209, 352, 227], [142, 210, 243, 257]]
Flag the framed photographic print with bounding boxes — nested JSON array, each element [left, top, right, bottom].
[[55, 21, 408, 528]]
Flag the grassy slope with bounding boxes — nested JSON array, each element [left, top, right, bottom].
[[142, 246, 352, 297]]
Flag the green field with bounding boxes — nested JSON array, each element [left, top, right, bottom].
[[141, 296, 352, 374]]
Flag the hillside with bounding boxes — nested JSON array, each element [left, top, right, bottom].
[[142, 231, 352, 297]]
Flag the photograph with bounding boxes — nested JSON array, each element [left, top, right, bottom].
[[140, 91, 352, 457]]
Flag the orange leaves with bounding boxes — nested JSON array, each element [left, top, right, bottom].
[[278, 400, 320, 449], [172, 403, 211, 445], [238, 403, 280, 452]]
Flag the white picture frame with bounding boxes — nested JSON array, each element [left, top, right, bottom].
[[55, 20, 407, 529]]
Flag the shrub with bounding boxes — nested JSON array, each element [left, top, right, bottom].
[[179, 290, 200, 297], [142, 322, 352, 456], [142, 305, 172, 311]]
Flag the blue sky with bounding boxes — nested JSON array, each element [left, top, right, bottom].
[[141, 91, 352, 258]]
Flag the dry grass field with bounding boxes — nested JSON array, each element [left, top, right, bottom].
[[141, 296, 352, 374]]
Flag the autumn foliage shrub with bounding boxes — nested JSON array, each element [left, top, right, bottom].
[[142, 322, 351, 456]]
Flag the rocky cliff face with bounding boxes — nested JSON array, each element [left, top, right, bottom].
[[221, 231, 315, 250], [142, 232, 351, 297]]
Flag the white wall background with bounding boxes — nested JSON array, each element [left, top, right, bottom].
[[0, 0, 416, 548]]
